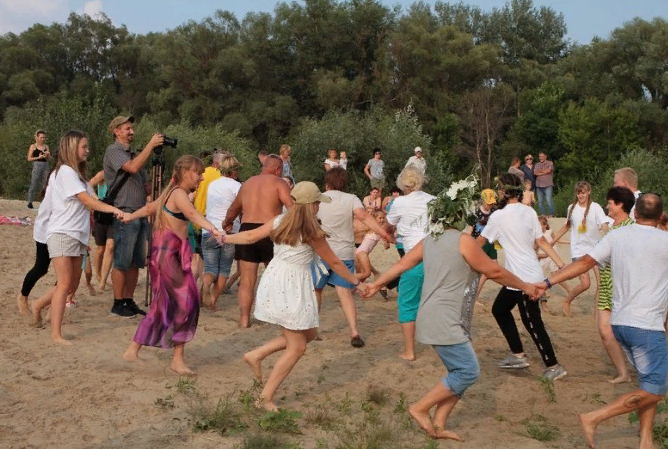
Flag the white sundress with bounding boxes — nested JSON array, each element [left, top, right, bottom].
[[254, 215, 322, 330]]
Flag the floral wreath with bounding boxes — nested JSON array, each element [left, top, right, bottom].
[[427, 173, 481, 238]]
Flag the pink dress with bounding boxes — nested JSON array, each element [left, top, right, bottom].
[[356, 232, 380, 255], [538, 230, 558, 273]]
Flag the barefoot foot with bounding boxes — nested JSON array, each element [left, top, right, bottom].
[[409, 405, 436, 436], [31, 305, 43, 327], [17, 294, 30, 316], [400, 352, 417, 362], [562, 301, 571, 317], [122, 348, 141, 362], [88, 285, 96, 296], [608, 375, 632, 384], [259, 400, 278, 412], [579, 413, 597, 449], [433, 429, 464, 441], [170, 360, 196, 376], [52, 336, 73, 346], [243, 352, 263, 382]]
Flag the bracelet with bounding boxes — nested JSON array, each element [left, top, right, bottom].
[[544, 278, 553, 289]]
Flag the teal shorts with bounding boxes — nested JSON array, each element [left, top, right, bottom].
[[397, 262, 424, 323]]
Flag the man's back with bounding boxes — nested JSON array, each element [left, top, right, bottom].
[[318, 190, 364, 261], [240, 174, 288, 223], [590, 224, 668, 331]]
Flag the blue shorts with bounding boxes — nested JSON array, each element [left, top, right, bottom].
[[433, 342, 480, 398], [397, 262, 424, 323], [112, 218, 148, 270], [202, 235, 235, 278], [612, 325, 668, 396], [313, 259, 355, 290]]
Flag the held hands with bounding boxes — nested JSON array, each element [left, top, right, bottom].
[[113, 208, 126, 222], [148, 133, 165, 151], [357, 282, 380, 300], [211, 229, 226, 245], [526, 281, 548, 301]]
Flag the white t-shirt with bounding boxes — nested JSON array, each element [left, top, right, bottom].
[[386, 190, 435, 253], [317, 190, 364, 261], [46, 165, 94, 245], [325, 159, 347, 170], [405, 156, 426, 174], [567, 202, 608, 258], [630, 190, 641, 219], [589, 224, 668, 331], [481, 203, 544, 286], [204, 176, 241, 235], [33, 175, 54, 244]]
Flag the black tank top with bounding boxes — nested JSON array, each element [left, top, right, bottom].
[[32, 147, 44, 159]]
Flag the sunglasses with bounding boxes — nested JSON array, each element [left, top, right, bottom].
[[525, 157, 533, 161]]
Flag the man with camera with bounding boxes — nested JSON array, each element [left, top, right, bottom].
[[103, 116, 164, 317]]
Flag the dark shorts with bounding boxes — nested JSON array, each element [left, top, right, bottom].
[[235, 223, 273, 264], [93, 221, 114, 247]]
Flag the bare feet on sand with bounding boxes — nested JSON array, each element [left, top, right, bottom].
[[562, 300, 572, 317], [52, 336, 73, 346], [122, 348, 141, 362], [17, 294, 30, 316], [400, 352, 417, 362], [87, 284, 96, 296], [243, 353, 263, 382], [608, 375, 631, 384], [254, 398, 278, 412], [579, 413, 597, 448], [170, 360, 196, 376], [434, 428, 464, 441], [409, 406, 436, 436], [31, 305, 43, 327]]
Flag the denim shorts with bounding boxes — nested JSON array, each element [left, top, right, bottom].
[[433, 341, 480, 398], [397, 262, 424, 323], [202, 235, 235, 278], [313, 259, 355, 290], [112, 218, 148, 270], [612, 325, 668, 395]]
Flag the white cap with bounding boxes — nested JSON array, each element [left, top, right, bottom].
[[414, 146, 422, 154]]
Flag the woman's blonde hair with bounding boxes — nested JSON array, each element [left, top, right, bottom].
[[54, 130, 87, 183], [271, 203, 328, 246], [154, 155, 205, 230], [34, 129, 46, 141], [279, 144, 291, 156], [566, 181, 592, 227], [220, 155, 240, 175], [396, 166, 425, 193]]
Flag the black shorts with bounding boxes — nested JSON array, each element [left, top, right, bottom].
[[235, 223, 273, 264], [93, 221, 114, 247]]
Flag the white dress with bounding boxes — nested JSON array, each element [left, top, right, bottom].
[[254, 215, 321, 330]]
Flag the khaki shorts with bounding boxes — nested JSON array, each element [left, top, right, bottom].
[[47, 233, 86, 258], [370, 177, 385, 189]]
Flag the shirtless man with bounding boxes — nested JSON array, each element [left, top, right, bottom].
[[223, 155, 294, 328]]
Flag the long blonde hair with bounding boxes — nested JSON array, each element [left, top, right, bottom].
[[154, 155, 205, 230], [54, 130, 87, 183], [271, 203, 328, 246], [567, 181, 592, 227]]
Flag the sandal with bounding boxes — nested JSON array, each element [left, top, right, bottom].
[[351, 335, 365, 348]]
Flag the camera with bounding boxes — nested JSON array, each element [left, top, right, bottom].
[[154, 134, 178, 155]]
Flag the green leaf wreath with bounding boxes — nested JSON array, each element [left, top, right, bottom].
[[427, 173, 481, 238]]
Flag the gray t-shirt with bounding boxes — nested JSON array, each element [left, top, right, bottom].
[[317, 190, 364, 261], [103, 142, 149, 211], [416, 230, 480, 346], [367, 159, 385, 179]]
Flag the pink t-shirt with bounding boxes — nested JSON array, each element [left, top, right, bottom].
[[356, 232, 381, 255]]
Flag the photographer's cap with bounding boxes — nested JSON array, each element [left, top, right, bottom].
[[291, 182, 331, 205], [109, 115, 135, 134]]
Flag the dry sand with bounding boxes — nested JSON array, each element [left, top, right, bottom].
[[0, 198, 647, 448]]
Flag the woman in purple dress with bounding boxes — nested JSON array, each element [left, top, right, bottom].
[[121, 156, 224, 375]]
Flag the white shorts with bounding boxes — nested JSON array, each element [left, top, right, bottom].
[[47, 233, 86, 258]]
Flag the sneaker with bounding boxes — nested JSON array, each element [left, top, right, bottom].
[[542, 365, 567, 381], [65, 300, 78, 309], [27, 203, 34, 209], [498, 353, 530, 369], [125, 299, 147, 316], [111, 301, 135, 317]]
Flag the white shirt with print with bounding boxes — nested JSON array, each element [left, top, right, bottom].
[[567, 202, 608, 258]]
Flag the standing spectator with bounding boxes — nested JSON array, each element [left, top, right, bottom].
[[534, 152, 555, 217], [324, 149, 347, 171], [279, 144, 293, 181], [521, 154, 536, 190], [104, 116, 164, 317], [258, 150, 268, 166], [26, 130, 51, 209], [363, 187, 382, 212], [405, 147, 426, 175], [382, 186, 402, 213], [508, 157, 525, 182], [364, 148, 385, 194], [613, 167, 641, 217]]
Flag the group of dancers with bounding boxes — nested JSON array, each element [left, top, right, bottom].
[[15, 127, 668, 447]]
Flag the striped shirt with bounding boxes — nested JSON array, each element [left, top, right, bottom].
[[103, 142, 149, 211], [597, 218, 634, 310]]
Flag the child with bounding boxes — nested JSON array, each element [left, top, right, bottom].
[[324, 149, 347, 171], [471, 189, 498, 307], [536, 216, 571, 311], [355, 211, 390, 299], [522, 179, 535, 207], [552, 181, 609, 316]]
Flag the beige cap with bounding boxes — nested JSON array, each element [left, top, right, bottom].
[[414, 146, 422, 154], [291, 182, 331, 205], [108, 115, 135, 134]]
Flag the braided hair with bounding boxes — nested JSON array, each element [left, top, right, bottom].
[[566, 181, 592, 229]]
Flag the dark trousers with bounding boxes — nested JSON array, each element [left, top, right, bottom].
[[387, 247, 405, 290], [21, 242, 51, 296], [492, 287, 558, 367]]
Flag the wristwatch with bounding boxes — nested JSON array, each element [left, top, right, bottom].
[[544, 278, 553, 289]]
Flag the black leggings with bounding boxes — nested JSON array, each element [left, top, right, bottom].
[[21, 242, 51, 297], [386, 247, 405, 291], [492, 287, 558, 367]]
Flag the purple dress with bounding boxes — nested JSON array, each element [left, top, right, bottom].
[[133, 228, 199, 348]]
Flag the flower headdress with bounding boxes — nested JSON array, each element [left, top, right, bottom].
[[427, 173, 481, 239]]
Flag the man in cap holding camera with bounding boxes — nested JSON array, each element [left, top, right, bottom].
[[103, 116, 164, 317]]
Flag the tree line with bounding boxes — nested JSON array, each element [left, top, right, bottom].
[[0, 0, 666, 210]]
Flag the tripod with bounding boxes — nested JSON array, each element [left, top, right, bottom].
[[144, 152, 166, 306]]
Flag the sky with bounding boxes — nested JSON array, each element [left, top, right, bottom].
[[0, 0, 664, 44]]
